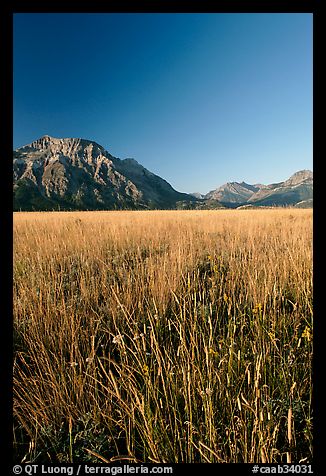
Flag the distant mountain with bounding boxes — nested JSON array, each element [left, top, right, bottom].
[[205, 170, 313, 208], [13, 136, 197, 211], [247, 170, 313, 206], [205, 181, 263, 206]]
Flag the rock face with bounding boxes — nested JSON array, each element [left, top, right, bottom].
[[205, 170, 313, 208], [13, 136, 195, 211]]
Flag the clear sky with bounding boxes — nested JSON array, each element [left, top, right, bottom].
[[13, 13, 312, 194]]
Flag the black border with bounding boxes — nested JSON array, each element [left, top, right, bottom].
[[9, 1, 319, 14], [3, 1, 321, 473], [1, 1, 14, 473]]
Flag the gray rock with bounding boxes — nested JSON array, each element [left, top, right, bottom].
[[13, 135, 196, 211]]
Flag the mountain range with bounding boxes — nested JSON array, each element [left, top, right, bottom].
[[204, 169, 313, 208], [13, 136, 313, 211]]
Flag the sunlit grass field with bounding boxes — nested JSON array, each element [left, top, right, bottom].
[[13, 209, 313, 463]]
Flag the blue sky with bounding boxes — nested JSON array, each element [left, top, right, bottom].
[[13, 13, 312, 194]]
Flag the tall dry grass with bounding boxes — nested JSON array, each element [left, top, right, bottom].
[[13, 209, 313, 463]]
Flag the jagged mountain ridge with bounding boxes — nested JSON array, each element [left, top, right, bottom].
[[13, 136, 313, 210], [204, 170, 313, 208], [247, 170, 313, 206], [13, 136, 196, 211], [205, 181, 262, 204]]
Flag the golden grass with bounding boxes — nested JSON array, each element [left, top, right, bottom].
[[13, 209, 313, 463]]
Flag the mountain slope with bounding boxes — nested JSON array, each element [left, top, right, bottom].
[[247, 170, 313, 206], [113, 157, 191, 208], [205, 181, 263, 206], [205, 170, 312, 208], [13, 136, 195, 211]]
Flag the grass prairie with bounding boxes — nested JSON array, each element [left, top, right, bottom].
[[13, 209, 313, 463]]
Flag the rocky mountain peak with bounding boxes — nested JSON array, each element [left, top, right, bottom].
[[205, 180, 260, 204], [29, 135, 65, 150], [284, 170, 313, 186], [15, 136, 114, 169], [204, 170, 312, 208], [13, 135, 195, 211], [20, 135, 105, 153]]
